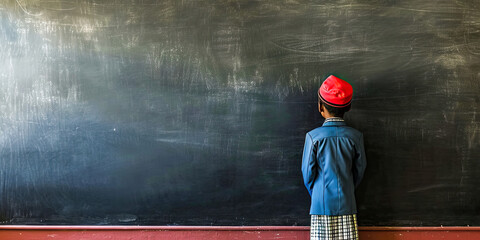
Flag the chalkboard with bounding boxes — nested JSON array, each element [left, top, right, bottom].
[[0, 0, 479, 226]]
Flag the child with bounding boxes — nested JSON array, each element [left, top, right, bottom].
[[302, 75, 367, 240]]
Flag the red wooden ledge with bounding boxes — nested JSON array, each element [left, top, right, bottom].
[[0, 225, 479, 240]]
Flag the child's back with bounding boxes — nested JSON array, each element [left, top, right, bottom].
[[304, 120, 365, 215]]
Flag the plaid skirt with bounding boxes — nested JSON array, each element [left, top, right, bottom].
[[310, 214, 359, 240]]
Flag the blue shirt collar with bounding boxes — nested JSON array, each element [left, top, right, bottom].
[[322, 118, 347, 127]]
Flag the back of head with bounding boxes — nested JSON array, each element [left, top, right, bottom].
[[321, 103, 351, 118]]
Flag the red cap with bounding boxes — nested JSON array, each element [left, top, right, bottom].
[[318, 75, 353, 107]]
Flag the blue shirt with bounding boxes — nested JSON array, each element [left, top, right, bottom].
[[301, 119, 367, 215]]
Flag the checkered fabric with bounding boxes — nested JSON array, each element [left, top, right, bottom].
[[310, 214, 359, 240]]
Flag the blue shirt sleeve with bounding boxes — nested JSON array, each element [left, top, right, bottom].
[[353, 133, 367, 188], [301, 133, 317, 196]]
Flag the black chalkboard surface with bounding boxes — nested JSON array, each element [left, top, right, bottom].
[[0, 0, 479, 226]]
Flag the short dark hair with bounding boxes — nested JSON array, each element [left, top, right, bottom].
[[319, 100, 351, 117]]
